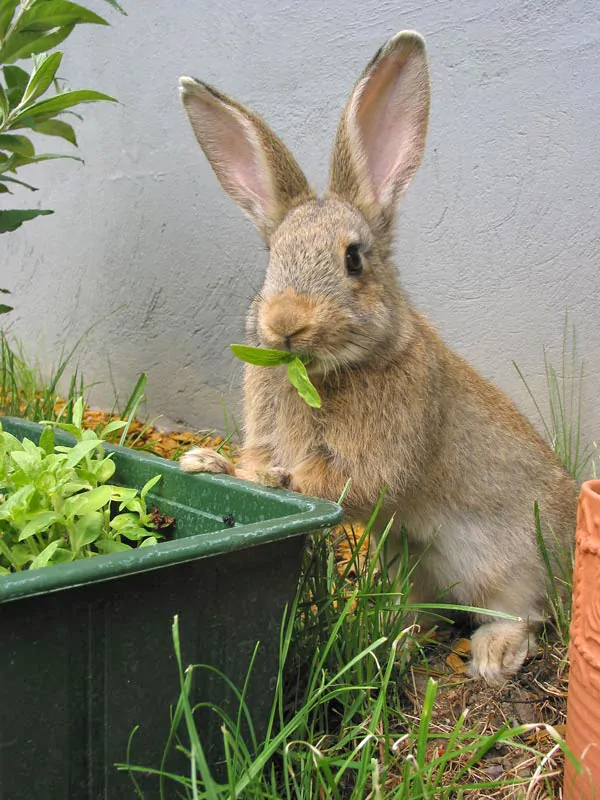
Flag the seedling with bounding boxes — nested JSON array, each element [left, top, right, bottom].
[[230, 345, 321, 408], [0, 398, 164, 574]]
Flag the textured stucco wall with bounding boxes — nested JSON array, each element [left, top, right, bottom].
[[4, 0, 599, 451]]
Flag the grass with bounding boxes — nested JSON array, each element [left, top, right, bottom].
[[1, 321, 594, 798], [120, 522, 575, 799], [513, 313, 594, 482]]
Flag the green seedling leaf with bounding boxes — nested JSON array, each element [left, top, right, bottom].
[[141, 474, 161, 501], [19, 511, 62, 540], [139, 536, 158, 547], [30, 539, 60, 569], [230, 344, 295, 366], [95, 456, 115, 483], [287, 358, 322, 408], [60, 480, 92, 496], [110, 486, 137, 505], [38, 425, 55, 455], [10, 449, 41, 476], [63, 439, 101, 469], [72, 511, 104, 549], [10, 544, 34, 568], [96, 539, 131, 554], [50, 548, 74, 564], [64, 484, 112, 517], [117, 523, 150, 541], [72, 395, 84, 428], [109, 512, 138, 531]]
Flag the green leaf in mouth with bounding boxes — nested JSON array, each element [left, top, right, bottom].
[[230, 344, 322, 408]]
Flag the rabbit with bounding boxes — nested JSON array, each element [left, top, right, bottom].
[[177, 31, 577, 685]]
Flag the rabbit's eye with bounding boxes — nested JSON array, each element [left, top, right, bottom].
[[345, 244, 363, 276]]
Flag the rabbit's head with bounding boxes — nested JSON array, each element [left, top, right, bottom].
[[180, 32, 430, 373]]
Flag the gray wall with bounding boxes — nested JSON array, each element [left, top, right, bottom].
[[4, 0, 599, 452]]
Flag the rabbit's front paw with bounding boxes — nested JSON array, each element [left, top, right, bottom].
[[179, 447, 235, 476], [238, 465, 293, 489], [469, 621, 536, 686]]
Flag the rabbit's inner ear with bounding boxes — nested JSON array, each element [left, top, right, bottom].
[[180, 78, 311, 239], [329, 32, 430, 217]]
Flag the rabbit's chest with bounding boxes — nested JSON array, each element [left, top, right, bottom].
[[271, 385, 357, 467]]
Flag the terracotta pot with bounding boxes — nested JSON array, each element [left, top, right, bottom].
[[565, 479, 600, 799]]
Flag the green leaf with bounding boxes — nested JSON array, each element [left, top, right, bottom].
[[63, 438, 100, 469], [139, 536, 158, 548], [18, 1, 110, 30], [96, 539, 131, 554], [0, 1, 18, 40], [42, 422, 80, 439], [10, 448, 41, 475], [110, 486, 137, 506], [0, 133, 34, 156], [7, 152, 83, 169], [2, 65, 29, 105], [95, 456, 115, 483], [20, 51, 62, 106], [0, 304, 13, 314], [10, 544, 34, 567], [0, 174, 38, 190], [141, 474, 161, 501], [10, 89, 117, 123], [100, 420, 127, 436], [117, 523, 149, 541], [101, 0, 126, 14], [18, 511, 62, 541], [287, 358, 322, 408], [109, 512, 139, 531], [60, 480, 92, 496], [0, 84, 8, 121], [64, 485, 112, 518], [0, 208, 53, 233], [26, 118, 77, 145], [39, 426, 55, 455], [49, 547, 73, 564], [72, 511, 104, 548], [0, 23, 75, 64], [230, 344, 295, 367], [29, 539, 60, 569], [0, 565, 11, 575], [72, 395, 84, 429]]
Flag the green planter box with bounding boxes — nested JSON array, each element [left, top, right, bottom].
[[0, 417, 342, 799]]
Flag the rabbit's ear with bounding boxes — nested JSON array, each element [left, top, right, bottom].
[[180, 78, 311, 239], [329, 32, 430, 225]]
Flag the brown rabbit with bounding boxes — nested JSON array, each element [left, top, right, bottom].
[[178, 31, 576, 684]]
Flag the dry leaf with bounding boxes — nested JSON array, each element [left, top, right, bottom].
[[446, 652, 469, 674], [452, 638, 472, 656]]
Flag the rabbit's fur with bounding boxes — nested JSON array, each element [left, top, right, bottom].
[[178, 31, 577, 685]]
